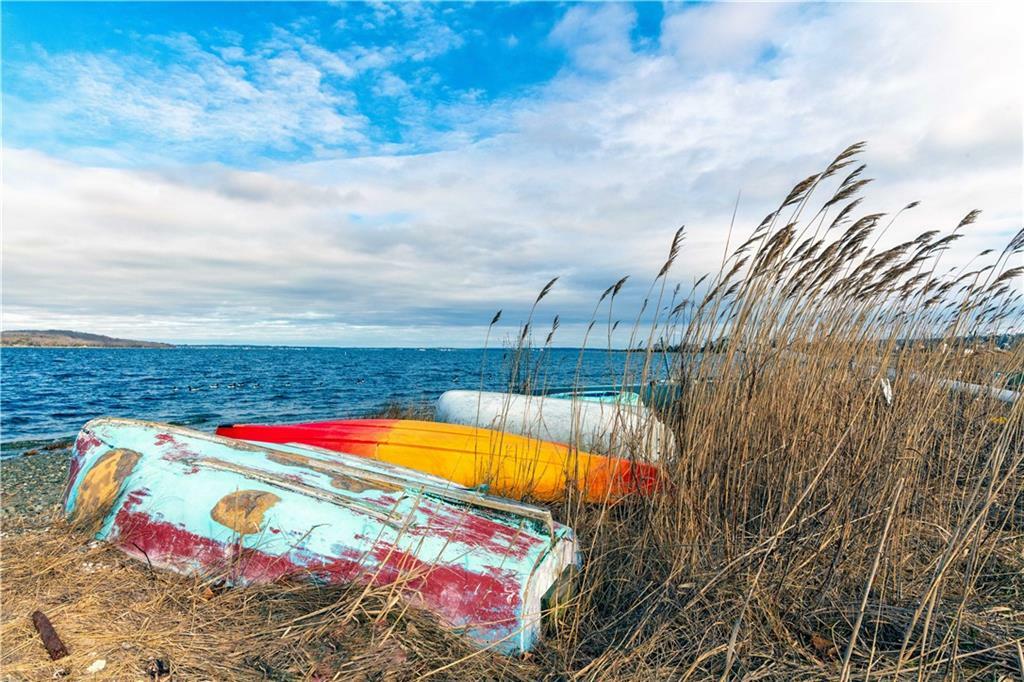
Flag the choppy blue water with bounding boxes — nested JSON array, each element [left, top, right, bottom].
[[1, 346, 639, 455]]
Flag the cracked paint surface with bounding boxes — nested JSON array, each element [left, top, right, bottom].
[[210, 490, 281, 535], [68, 447, 141, 529], [63, 418, 578, 654]]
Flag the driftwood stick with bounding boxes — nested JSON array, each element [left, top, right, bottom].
[[31, 610, 69, 660]]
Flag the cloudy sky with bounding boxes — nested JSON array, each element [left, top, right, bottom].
[[2, 2, 1021, 346]]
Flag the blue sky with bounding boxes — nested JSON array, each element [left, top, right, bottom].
[[2, 2, 1021, 345], [4, 2, 668, 166], [5, 2, 583, 163]]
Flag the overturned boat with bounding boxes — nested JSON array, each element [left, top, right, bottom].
[[435, 390, 676, 461], [62, 418, 578, 655], [217, 418, 660, 503], [535, 381, 683, 410]]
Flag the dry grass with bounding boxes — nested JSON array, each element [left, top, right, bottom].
[[2, 143, 1022, 680], [0, 512, 537, 680], [517, 143, 1024, 680]]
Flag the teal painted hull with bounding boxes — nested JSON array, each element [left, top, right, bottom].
[[62, 418, 578, 654], [535, 382, 682, 410]]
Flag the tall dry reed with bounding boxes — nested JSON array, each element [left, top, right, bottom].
[[512, 142, 1023, 680]]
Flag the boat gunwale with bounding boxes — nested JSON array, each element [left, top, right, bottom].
[[77, 417, 558, 537]]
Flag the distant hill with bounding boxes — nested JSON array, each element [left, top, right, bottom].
[[0, 330, 174, 348]]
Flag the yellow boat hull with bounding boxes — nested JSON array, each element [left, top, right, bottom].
[[217, 419, 659, 502]]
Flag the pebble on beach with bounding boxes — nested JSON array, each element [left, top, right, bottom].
[[1, 443, 72, 521]]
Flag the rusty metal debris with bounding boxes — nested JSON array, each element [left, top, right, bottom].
[[31, 610, 69, 661]]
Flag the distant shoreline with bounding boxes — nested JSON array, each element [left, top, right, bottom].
[[2, 342, 636, 351], [1, 345, 175, 349], [1, 329, 173, 348], [2, 346, 175, 350], [0, 327, 644, 350]]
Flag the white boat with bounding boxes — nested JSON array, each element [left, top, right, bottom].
[[435, 390, 675, 461]]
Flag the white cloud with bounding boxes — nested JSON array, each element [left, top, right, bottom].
[[549, 4, 638, 74], [2, 3, 1020, 345], [11, 40, 365, 159], [661, 3, 792, 70], [374, 72, 410, 98], [5, 7, 469, 162]]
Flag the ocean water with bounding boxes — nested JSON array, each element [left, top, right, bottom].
[[1, 346, 639, 456]]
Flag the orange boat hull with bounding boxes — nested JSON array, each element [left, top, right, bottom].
[[217, 419, 658, 502]]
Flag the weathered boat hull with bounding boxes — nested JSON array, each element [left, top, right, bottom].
[[536, 382, 683, 410], [63, 418, 578, 654], [216, 419, 658, 503], [435, 390, 676, 461], [543, 387, 643, 405]]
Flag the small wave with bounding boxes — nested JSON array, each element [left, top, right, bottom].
[[1, 347, 636, 443]]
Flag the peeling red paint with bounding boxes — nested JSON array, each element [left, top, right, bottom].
[[62, 432, 102, 505], [411, 503, 544, 561], [110, 502, 520, 630], [122, 488, 149, 510], [346, 493, 543, 561], [368, 543, 521, 626], [113, 507, 297, 583], [370, 494, 402, 507], [61, 456, 83, 507], [77, 431, 103, 453], [154, 433, 194, 461]]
